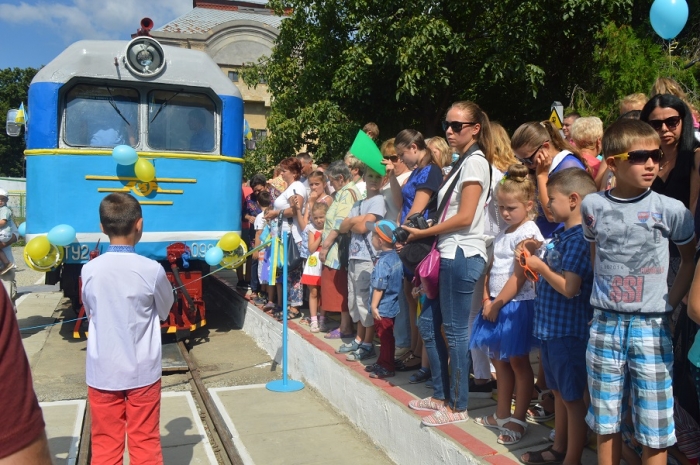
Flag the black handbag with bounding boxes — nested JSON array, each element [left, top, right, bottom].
[[398, 144, 490, 273], [335, 188, 358, 270]]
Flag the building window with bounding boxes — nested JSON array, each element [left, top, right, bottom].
[[252, 129, 267, 141], [228, 71, 239, 82]]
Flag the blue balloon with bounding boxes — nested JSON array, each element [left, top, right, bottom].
[[650, 0, 688, 40], [47, 224, 76, 247], [112, 145, 138, 166], [205, 246, 224, 266], [17, 222, 26, 237]]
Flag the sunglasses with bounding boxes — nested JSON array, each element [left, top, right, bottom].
[[383, 155, 399, 162], [517, 141, 547, 166], [518, 249, 539, 282], [611, 149, 663, 165], [647, 116, 681, 131], [442, 120, 477, 133]]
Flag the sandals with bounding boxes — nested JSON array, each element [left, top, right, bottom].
[[474, 412, 510, 430], [273, 307, 301, 320], [520, 445, 566, 465], [527, 403, 555, 423], [497, 417, 528, 445], [324, 328, 354, 339], [513, 385, 553, 407], [395, 351, 421, 372]]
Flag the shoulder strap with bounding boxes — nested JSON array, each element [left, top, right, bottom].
[[433, 143, 483, 220]]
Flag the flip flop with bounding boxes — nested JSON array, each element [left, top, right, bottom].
[[324, 328, 353, 339]]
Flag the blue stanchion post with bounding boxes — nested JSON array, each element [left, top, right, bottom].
[[267, 230, 305, 392]]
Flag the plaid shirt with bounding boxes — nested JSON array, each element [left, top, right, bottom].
[[534, 224, 593, 340]]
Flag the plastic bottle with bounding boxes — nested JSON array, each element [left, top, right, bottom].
[[546, 242, 562, 272]]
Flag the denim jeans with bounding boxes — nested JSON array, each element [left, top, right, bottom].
[[420, 247, 485, 411], [418, 296, 449, 401], [394, 287, 411, 349]]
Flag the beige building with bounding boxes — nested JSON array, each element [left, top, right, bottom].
[[151, 0, 288, 147]]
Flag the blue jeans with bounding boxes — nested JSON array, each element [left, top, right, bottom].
[[394, 287, 411, 349], [420, 248, 485, 411]]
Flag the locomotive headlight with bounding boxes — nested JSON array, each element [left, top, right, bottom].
[[124, 37, 165, 77]]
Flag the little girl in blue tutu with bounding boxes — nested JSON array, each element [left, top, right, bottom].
[[470, 164, 543, 445]]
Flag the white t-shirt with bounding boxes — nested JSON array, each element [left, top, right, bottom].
[[81, 249, 174, 390], [437, 153, 490, 260], [484, 165, 504, 243], [273, 180, 308, 243], [488, 220, 544, 301], [254, 212, 266, 231]]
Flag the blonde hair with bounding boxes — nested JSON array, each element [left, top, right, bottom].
[[446, 101, 494, 164], [570, 117, 603, 149], [380, 138, 396, 157], [490, 122, 518, 172], [311, 201, 329, 215], [619, 93, 648, 115], [494, 164, 537, 219], [426, 136, 452, 168], [602, 119, 661, 158], [650, 77, 699, 116], [344, 152, 365, 176]]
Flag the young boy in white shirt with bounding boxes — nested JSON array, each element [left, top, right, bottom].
[[81, 192, 174, 464]]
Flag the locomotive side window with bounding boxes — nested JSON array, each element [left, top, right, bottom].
[[64, 85, 139, 148], [148, 91, 216, 153]]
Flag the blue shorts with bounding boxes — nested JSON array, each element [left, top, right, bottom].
[[541, 336, 587, 402], [586, 309, 676, 448]]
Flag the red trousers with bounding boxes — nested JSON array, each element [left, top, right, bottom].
[[88, 379, 163, 465], [374, 316, 395, 371]]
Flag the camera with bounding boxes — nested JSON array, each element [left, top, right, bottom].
[[393, 213, 430, 243]]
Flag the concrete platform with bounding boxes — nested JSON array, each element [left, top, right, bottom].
[[223, 280, 598, 465], [41, 392, 217, 465], [211, 384, 394, 465]]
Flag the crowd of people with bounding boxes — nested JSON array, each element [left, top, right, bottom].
[[240, 77, 700, 465]]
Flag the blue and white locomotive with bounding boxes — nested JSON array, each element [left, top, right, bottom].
[[9, 28, 245, 336]]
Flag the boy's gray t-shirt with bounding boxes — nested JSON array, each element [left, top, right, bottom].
[[581, 189, 694, 314], [348, 195, 386, 261], [0, 206, 12, 235]]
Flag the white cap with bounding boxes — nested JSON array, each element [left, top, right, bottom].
[[0, 189, 7, 198]]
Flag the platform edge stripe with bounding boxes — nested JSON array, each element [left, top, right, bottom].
[[209, 389, 256, 465]]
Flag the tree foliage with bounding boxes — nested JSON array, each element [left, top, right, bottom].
[[0, 67, 38, 177], [245, 0, 688, 165]]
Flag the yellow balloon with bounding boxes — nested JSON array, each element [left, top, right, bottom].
[[220, 241, 248, 269], [218, 232, 241, 252], [26, 236, 51, 261], [135, 158, 155, 182], [24, 244, 64, 272]]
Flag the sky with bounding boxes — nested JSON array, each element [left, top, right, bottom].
[[0, 0, 192, 69]]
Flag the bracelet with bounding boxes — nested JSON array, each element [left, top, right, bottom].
[[482, 297, 490, 303]]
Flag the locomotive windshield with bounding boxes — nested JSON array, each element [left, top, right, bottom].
[[148, 91, 216, 153], [64, 85, 139, 148]]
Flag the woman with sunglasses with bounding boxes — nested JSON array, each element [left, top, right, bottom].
[[402, 101, 492, 426], [511, 121, 590, 240], [641, 94, 700, 236], [641, 94, 700, 409]]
